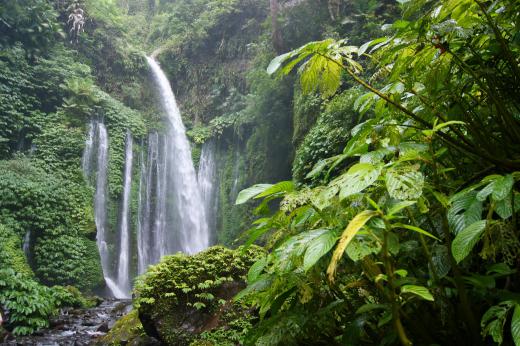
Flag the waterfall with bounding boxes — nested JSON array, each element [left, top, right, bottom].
[[116, 132, 133, 298], [22, 230, 31, 257], [137, 133, 157, 274], [83, 121, 124, 299], [92, 122, 123, 297], [144, 56, 210, 256], [230, 143, 242, 200], [198, 140, 218, 236], [80, 58, 214, 295]]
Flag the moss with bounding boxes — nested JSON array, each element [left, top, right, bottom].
[[97, 310, 146, 345], [0, 224, 33, 277], [135, 245, 265, 346]]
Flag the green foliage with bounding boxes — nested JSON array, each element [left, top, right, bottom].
[[135, 245, 265, 345], [0, 269, 55, 335], [0, 0, 62, 56], [235, 0, 520, 344], [0, 269, 88, 336], [0, 159, 102, 290], [292, 89, 362, 184], [0, 225, 33, 277], [97, 310, 147, 346]]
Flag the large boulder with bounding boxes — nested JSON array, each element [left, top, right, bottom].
[[135, 245, 264, 345]]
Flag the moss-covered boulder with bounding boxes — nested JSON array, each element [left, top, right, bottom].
[[96, 310, 160, 346], [134, 245, 264, 345]]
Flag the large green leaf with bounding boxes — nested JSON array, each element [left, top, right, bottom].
[[247, 256, 268, 283], [447, 191, 482, 235], [451, 220, 487, 263], [512, 304, 520, 346], [327, 210, 379, 281], [267, 51, 293, 75], [255, 181, 294, 199], [385, 168, 424, 200], [496, 195, 513, 219], [492, 174, 514, 201], [481, 301, 515, 345], [346, 236, 381, 261], [337, 163, 381, 200], [392, 223, 440, 241], [235, 184, 272, 205], [400, 285, 434, 301], [303, 230, 337, 271]]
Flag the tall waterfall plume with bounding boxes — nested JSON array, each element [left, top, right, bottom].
[[137, 56, 209, 267], [116, 132, 133, 298]]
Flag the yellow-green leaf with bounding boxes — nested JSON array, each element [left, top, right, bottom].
[[327, 210, 378, 282]]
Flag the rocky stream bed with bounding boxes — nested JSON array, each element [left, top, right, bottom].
[[2, 299, 132, 346]]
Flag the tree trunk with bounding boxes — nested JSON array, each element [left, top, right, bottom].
[[270, 0, 284, 54]]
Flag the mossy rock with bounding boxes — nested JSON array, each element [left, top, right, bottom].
[[96, 310, 160, 346], [135, 245, 264, 346]]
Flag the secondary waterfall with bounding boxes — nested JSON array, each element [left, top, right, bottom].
[[23, 230, 31, 257], [82, 121, 125, 298], [135, 56, 209, 272], [198, 140, 218, 236], [116, 132, 133, 297], [94, 122, 109, 276]]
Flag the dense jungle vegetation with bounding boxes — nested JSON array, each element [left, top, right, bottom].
[[1, 0, 520, 345]]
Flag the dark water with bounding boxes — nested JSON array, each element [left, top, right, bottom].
[[2, 299, 131, 346]]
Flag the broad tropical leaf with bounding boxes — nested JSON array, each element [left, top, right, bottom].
[[386, 168, 424, 200], [512, 304, 520, 346], [447, 191, 482, 234], [337, 163, 382, 200], [451, 220, 487, 263], [255, 181, 294, 199], [392, 223, 440, 241], [236, 184, 272, 205], [247, 256, 268, 283], [327, 210, 378, 282], [492, 174, 514, 201], [303, 230, 337, 271], [481, 301, 516, 345], [400, 285, 434, 301]]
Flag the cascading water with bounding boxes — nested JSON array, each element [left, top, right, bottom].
[[141, 56, 210, 257], [116, 132, 133, 298], [82, 121, 125, 298], [81, 58, 214, 295], [198, 140, 218, 236], [230, 139, 242, 200], [23, 231, 31, 257], [94, 123, 110, 279], [137, 133, 158, 274], [92, 122, 127, 298]]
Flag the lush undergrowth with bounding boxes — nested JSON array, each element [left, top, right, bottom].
[[2, 0, 520, 345]]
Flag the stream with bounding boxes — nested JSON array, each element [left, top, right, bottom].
[[2, 299, 131, 346]]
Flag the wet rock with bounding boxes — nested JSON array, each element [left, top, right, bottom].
[[96, 322, 109, 332], [6, 299, 132, 346], [136, 246, 264, 346]]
